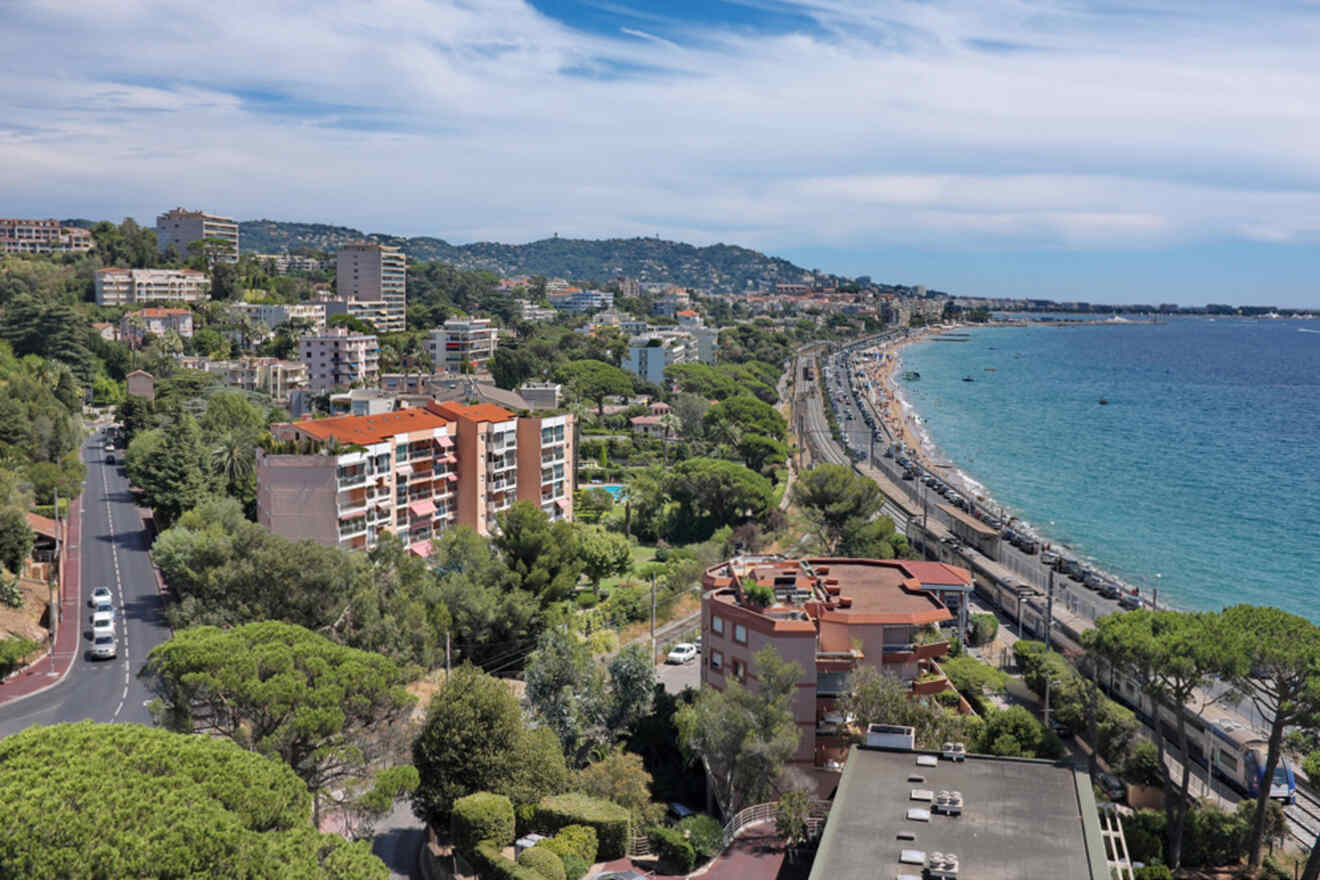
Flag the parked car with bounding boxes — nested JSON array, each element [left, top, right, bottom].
[[1095, 772, 1127, 803], [89, 587, 112, 607], [1098, 582, 1122, 600], [1118, 592, 1143, 610], [666, 643, 698, 665], [1040, 551, 1059, 567]]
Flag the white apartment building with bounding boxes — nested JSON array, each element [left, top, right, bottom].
[[155, 208, 239, 261], [119, 308, 194, 346], [428, 318, 497, 372], [623, 332, 696, 385], [249, 253, 325, 273], [232, 301, 327, 331], [311, 297, 394, 331], [514, 300, 557, 322], [299, 327, 380, 391], [94, 268, 211, 306], [0, 219, 93, 254], [335, 243, 406, 332], [257, 408, 459, 555]]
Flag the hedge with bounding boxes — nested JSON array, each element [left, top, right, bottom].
[[647, 826, 696, 874], [535, 795, 630, 859], [676, 814, 723, 862], [548, 825, 597, 865], [560, 854, 588, 880], [452, 792, 515, 854], [517, 846, 566, 880], [472, 841, 546, 880]]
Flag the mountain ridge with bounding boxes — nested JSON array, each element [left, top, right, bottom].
[[237, 219, 846, 292]]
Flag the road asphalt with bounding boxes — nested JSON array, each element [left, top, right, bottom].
[[0, 430, 171, 738]]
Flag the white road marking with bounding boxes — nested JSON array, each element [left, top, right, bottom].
[[97, 450, 135, 723]]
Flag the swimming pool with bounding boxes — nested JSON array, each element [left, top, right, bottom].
[[588, 483, 626, 499]]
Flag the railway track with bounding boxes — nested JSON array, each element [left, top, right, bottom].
[[1286, 784, 1320, 846]]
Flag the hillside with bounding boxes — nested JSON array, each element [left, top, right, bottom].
[[237, 220, 841, 291]]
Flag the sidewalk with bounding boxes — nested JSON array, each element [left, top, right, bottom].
[[0, 492, 83, 706]]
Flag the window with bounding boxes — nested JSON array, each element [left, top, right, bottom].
[[731, 659, 746, 682], [710, 650, 723, 671], [733, 623, 747, 645], [711, 615, 725, 636]]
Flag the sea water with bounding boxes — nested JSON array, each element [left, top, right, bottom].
[[896, 317, 1320, 617]]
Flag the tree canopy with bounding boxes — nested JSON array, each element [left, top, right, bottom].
[[0, 721, 387, 879]]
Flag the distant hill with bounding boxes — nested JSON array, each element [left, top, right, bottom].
[[237, 220, 842, 291]]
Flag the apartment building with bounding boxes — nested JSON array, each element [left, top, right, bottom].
[[231, 301, 327, 332], [0, 219, 93, 254], [155, 208, 239, 261], [700, 556, 963, 765], [119, 307, 194, 346], [516, 414, 574, 521], [94, 268, 210, 306], [249, 253, 325, 274], [310, 296, 393, 332], [623, 332, 695, 385], [428, 318, 497, 372], [257, 408, 458, 555], [298, 327, 380, 391], [335, 243, 406, 332], [548, 288, 613, 314], [514, 300, 557, 322], [425, 402, 520, 536]]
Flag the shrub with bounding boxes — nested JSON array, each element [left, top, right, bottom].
[[452, 792, 516, 854], [935, 690, 962, 708], [1121, 742, 1165, 787], [472, 840, 546, 880], [575, 592, 599, 609], [1133, 866, 1173, 880], [560, 853, 588, 880], [1304, 749, 1320, 782], [535, 794, 631, 860], [1122, 810, 1165, 865], [518, 846, 566, 880], [744, 583, 773, 607], [552, 825, 598, 865], [647, 826, 696, 874], [677, 814, 723, 862], [969, 613, 998, 646]]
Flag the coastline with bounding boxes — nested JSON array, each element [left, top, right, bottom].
[[867, 326, 1154, 604]]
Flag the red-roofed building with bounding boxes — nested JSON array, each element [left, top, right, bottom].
[[257, 407, 458, 553], [700, 556, 967, 765]]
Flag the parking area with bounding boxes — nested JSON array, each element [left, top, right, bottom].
[[656, 654, 701, 694]]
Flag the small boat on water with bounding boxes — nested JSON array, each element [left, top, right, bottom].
[[962, 376, 975, 382], [1099, 398, 1109, 405], [902, 371, 921, 381], [984, 367, 996, 372]]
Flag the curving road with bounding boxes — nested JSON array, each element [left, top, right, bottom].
[[0, 430, 171, 738]]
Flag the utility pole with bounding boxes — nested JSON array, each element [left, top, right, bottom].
[[1043, 675, 1051, 729], [49, 487, 59, 676], [649, 574, 657, 664]]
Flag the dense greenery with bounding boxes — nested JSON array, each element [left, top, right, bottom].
[[451, 792, 516, 853], [0, 721, 387, 879], [1013, 640, 1137, 766], [792, 463, 911, 558], [143, 621, 417, 828], [533, 794, 631, 860], [840, 665, 980, 751]]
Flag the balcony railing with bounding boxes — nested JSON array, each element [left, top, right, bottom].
[[337, 472, 367, 488]]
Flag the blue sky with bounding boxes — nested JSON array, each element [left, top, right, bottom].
[[3, 0, 1320, 306]]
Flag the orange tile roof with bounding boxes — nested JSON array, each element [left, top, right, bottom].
[[427, 401, 516, 423], [292, 407, 449, 445], [25, 512, 58, 540], [900, 561, 973, 587]]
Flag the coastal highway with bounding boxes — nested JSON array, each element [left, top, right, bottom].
[[0, 429, 170, 739]]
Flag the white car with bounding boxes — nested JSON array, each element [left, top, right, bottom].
[[91, 632, 117, 660], [91, 610, 115, 635], [89, 587, 112, 607], [666, 643, 698, 665]]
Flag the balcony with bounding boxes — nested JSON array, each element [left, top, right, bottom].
[[337, 470, 368, 488], [911, 662, 952, 697]]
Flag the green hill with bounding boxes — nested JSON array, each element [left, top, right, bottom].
[[237, 220, 842, 292]]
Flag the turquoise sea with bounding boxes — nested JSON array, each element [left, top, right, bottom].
[[896, 318, 1320, 617]]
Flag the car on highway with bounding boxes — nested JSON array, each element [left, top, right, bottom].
[[1040, 551, 1059, 567], [92, 598, 114, 618], [89, 587, 112, 607], [90, 632, 117, 660], [106, 453, 115, 464], [666, 643, 698, 664]]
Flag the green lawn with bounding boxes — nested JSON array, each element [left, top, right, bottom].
[[594, 541, 660, 594]]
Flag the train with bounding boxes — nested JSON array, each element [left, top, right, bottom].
[[969, 572, 1297, 803]]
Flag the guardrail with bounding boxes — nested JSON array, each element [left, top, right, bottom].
[[720, 798, 832, 850]]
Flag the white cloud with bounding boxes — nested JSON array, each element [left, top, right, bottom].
[[3, 0, 1320, 254]]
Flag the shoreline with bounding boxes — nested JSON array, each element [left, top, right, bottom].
[[866, 326, 1158, 606]]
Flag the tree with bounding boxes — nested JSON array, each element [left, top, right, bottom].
[[574, 487, 614, 524], [702, 394, 787, 443], [664, 458, 773, 543], [0, 721, 387, 879], [577, 525, 632, 594], [0, 507, 34, 574], [1086, 610, 1241, 868], [430, 526, 542, 668], [412, 664, 567, 826], [573, 749, 660, 826], [526, 631, 608, 764], [143, 621, 417, 826], [736, 433, 788, 476], [670, 392, 710, 438], [775, 790, 812, 856], [495, 501, 583, 603], [142, 413, 211, 527], [791, 464, 885, 555], [1222, 605, 1320, 872], [556, 359, 633, 417], [839, 665, 911, 731], [606, 643, 656, 733], [675, 645, 802, 813]]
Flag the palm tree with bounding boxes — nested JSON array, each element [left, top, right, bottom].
[[211, 431, 254, 496]]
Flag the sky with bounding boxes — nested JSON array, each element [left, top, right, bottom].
[[4, 0, 1320, 306]]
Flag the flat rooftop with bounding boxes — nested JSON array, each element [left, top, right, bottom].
[[814, 560, 946, 618], [939, 503, 999, 537], [809, 746, 1106, 880]]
